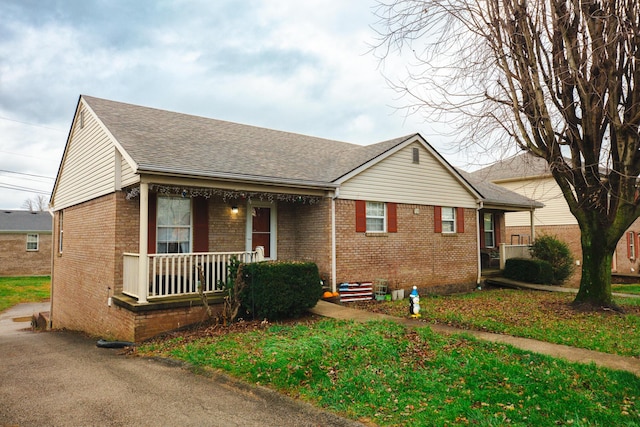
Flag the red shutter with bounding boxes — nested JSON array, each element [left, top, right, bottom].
[[192, 197, 209, 252], [495, 214, 501, 245], [479, 213, 486, 248], [387, 203, 397, 233], [635, 232, 639, 260], [434, 206, 442, 233], [456, 207, 465, 233], [147, 193, 157, 254], [355, 200, 366, 232]]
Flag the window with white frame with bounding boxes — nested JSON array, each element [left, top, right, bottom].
[[441, 207, 456, 233], [157, 197, 191, 253], [58, 211, 63, 254], [26, 234, 39, 251], [366, 201, 386, 232], [484, 213, 495, 247]]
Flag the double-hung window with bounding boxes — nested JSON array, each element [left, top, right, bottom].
[[157, 197, 191, 253], [484, 213, 495, 248], [366, 202, 386, 232], [441, 207, 456, 233], [26, 234, 39, 251]]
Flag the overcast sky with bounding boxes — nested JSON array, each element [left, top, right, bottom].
[[0, 0, 475, 210]]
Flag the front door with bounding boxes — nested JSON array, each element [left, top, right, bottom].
[[246, 203, 276, 259], [252, 207, 271, 258]]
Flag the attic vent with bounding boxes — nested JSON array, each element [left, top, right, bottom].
[[79, 110, 85, 129], [412, 147, 419, 164]]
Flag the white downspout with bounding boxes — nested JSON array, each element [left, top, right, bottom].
[[331, 188, 339, 292], [476, 200, 483, 285], [137, 181, 149, 303]]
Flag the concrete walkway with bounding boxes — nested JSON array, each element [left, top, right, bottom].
[[309, 300, 640, 376], [484, 276, 640, 299]]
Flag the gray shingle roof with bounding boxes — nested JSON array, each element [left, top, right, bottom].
[[458, 171, 543, 210], [80, 96, 539, 210], [0, 210, 52, 232], [470, 152, 551, 182], [83, 96, 413, 187]]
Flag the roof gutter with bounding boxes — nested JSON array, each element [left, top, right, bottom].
[[137, 165, 339, 192]]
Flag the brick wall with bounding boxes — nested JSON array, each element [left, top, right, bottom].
[[51, 193, 133, 340], [335, 200, 478, 293], [0, 232, 52, 276], [278, 199, 332, 281]]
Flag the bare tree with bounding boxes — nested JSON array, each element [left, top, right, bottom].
[[22, 195, 48, 212], [373, 0, 640, 310]]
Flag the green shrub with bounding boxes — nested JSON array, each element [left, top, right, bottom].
[[530, 235, 575, 284], [504, 258, 553, 284], [237, 261, 323, 320]]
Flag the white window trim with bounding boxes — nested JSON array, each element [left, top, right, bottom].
[[366, 201, 386, 233], [442, 207, 456, 234], [484, 213, 495, 248], [156, 196, 193, 254], [26, 233, 39, 251], [245, 201, 277, 260]]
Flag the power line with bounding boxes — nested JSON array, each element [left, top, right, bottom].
[[0, 115, 66, 132], [0, 183, 51, 196], [0, 169, 54, 180]]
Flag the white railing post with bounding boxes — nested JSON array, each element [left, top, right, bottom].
[[500, 243, 507, 270], [255, 246, 265, 262]]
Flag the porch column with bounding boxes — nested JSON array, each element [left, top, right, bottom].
[[530, 210, 536, 243], [137, 182, 149, 303]]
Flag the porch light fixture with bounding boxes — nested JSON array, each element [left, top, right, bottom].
[[231, 205, 239, 214]]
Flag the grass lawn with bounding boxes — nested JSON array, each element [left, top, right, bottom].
[[139, 318, 640, 426], [613, 284, 640, 295], [355, 289, 640, 357], [0, 276, 51, 312]]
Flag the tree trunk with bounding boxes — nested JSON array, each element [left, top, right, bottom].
[[573, 225, 617, 310]]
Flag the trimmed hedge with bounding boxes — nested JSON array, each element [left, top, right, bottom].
[[237, 261, 323, 320], [503, 258, 553, 284], [530, 235, 575, 284]]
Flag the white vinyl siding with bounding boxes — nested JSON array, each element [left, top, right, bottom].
[[52, 105, 118, 209], [339, 142, 477, 208], [501, 177, 577, 227], [120, 150, 138, 187]]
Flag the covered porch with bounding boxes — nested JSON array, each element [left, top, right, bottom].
[[120, 179, 334, 304]]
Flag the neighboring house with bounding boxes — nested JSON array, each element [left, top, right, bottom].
[[471, 152, 640, 280], [0, 210, 52, 276], [49, 95, 539, 341]]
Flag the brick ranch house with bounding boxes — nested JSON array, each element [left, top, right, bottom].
[[0, 210, 52, 276], [49, 95, 539, 342], [471, 152, 640, 283]]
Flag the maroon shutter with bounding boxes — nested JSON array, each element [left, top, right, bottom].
[[479, 213, 486, 248], [495, 214, 501, 245], [387, 203, 397, 233], [456, 207, 465, 233], [192, 197, 209, 252], [434, 206, 442, 233], [387, 203, 398, 233], [355, 200, 366, 232], [147, 193, 157, 254]]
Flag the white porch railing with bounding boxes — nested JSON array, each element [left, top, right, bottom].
[[499, 243, 532, 269], [123, 248, 264, 302]]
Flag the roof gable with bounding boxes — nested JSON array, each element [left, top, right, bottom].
[[471, 152, 551, 182]]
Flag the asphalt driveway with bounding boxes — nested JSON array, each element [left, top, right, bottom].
[[0, 303, 362, 427]]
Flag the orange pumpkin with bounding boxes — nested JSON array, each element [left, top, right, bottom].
[[323, 291, 334, 299]]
